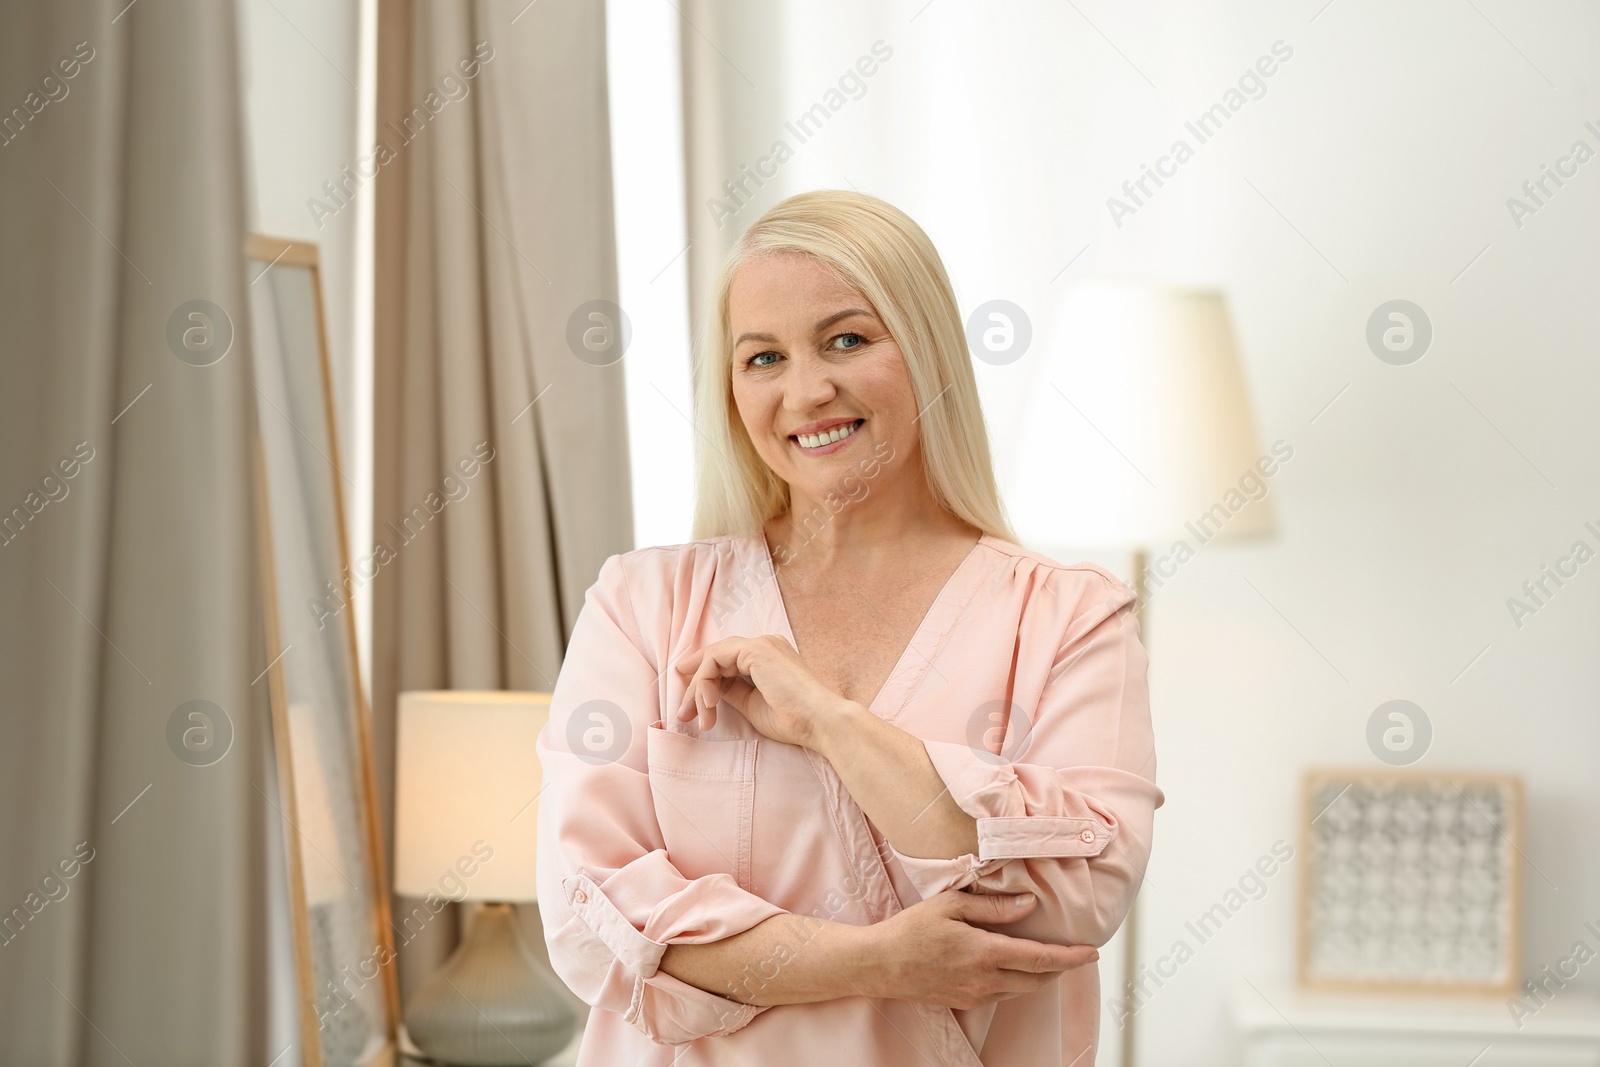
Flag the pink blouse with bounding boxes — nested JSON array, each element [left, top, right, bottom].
[[535, 529, 1164, 1065]]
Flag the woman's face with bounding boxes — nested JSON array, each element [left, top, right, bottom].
[[727, 252, 919, 502]]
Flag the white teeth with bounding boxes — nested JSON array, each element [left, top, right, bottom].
[[795, 419, 860, 449]]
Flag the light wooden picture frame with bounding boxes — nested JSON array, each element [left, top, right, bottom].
[[1297, 766, 1523, 996], [248, 234, 400, 1066]]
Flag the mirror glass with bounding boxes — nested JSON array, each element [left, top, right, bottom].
[[249, 241, 397, 1067]]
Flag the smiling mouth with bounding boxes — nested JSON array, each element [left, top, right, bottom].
[[790, 418, 865, 451]]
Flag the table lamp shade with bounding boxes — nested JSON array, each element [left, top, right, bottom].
[[393, 691, 548, 902], [1008, 282, 1276, 551]]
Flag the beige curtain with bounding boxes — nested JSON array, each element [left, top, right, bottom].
[[0, 1, 285, 1064], [370, 0, 630, 1027]]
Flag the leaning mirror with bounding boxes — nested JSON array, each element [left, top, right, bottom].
[[247, 234, 401, 1067]]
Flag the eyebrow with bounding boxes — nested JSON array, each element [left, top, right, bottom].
[[734, 308, 876, 347]]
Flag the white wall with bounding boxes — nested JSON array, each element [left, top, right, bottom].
[[238, 0, 370, 678], [610, 1, 1600, 1063]]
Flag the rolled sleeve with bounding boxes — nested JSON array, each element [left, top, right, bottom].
[[887, 575, 1164, 948], [536, 555, 788, 1045]]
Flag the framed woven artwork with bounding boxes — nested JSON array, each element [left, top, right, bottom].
[[1298, 767, 1523, 995]]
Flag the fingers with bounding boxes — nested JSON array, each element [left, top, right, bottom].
[[699, 678, 723, 731], [942, 890, 1038, 925], [675, 647, 733, 730], [673, 652, 698, 721], [935, 939, 1097, 1010], [672, 637, 783, 731], [674, 674, 699, 723], [675, 664, 714, 727], [684, 676, 721, 731], [984, 932, 1099, 974], [674, 654, 705, 720], [672, 650, 709, 724], [938, 891, 1100, 975], [676, 639, 769, 729]]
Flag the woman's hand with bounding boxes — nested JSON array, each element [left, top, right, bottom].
[[857, 890, 1099, 1010], [672, 634, 845, 748]]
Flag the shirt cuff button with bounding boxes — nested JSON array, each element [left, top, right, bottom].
[[1080, 829, 1096, 843]]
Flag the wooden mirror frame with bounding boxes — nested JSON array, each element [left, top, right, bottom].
[[248, 234, 400, 1066]]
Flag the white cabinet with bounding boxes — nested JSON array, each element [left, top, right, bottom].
[[1231, 982, 1600, 1067]]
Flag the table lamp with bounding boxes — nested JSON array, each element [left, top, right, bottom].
[[1006, 281, 1278, 1067], [395, 691, 576, 1066]]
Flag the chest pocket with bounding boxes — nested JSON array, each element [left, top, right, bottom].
[[749, 738, 905, 924], [645, 721, 757, 890]]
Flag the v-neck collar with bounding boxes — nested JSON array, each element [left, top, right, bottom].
[[747, 528, 999, 721]]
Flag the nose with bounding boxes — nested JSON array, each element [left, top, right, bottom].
[[782, 351, 839, 415]]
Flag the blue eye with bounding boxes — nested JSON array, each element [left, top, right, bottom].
[[742, 332, 866, 368]]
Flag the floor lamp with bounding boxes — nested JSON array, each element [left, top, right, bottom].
[[1007, 282, 1277, 1067]]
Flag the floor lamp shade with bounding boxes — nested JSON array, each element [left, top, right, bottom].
[[1003, 282, 1276, 1067], [393, 691, 548, 903], [1009, 282, 1276, 552]]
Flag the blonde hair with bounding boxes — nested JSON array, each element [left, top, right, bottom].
[[689, 189, 1017, 544]]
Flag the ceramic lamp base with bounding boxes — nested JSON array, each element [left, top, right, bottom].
[[405, 902, 576, 1066]]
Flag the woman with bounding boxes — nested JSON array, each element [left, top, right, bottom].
[[535, 190, 1164, 1065]]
